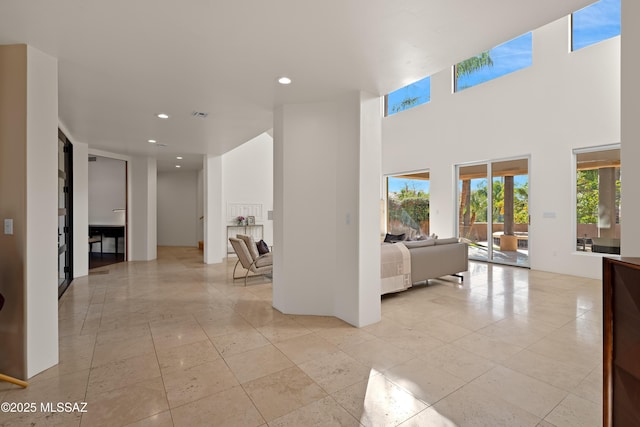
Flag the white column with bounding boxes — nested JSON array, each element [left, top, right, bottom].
[[204, 155, 224, 264], [25, 45, 59, 377], [273, 91, 382, 327], [130, 156, 157, 261], [621, 0, 640, 256]]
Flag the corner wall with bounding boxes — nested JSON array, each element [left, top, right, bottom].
[[0, 44, 59, 379], [382, 17, 620, 279], [273, 92, 381, 327]]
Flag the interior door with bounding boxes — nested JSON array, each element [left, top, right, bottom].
[[58, 130, 73, 297]]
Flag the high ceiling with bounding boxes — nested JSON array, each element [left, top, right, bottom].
[[0, 0, 595, 171]]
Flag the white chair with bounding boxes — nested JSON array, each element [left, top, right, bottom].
[[229, 236, 272, 286]]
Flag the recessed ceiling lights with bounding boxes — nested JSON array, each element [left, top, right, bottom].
[[148, 139, 157, 144], [278, 77, 292, 85], [156, 113, 169, 119], [175, 165, 181, 168], [176, 156, 183, 160]]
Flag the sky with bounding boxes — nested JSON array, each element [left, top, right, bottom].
[[388, 177, 430, 194], [386, 0, 619, 112]]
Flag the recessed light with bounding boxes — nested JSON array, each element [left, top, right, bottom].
[[175, 165, 181, 168], [176, 156, 183, 160], [156, 113, 169, 119], [148, 139, 157, 144], [278, 77, 292, 85]]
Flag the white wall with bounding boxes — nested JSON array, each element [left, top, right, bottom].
[[196, 169, 204, 243], [72, 140, 89, 277], [204, 155, 224, 264], [157, 170, 198, 247], [382, 16, 620, 279], [222, 132, 274, 248], [88, 155, 127, 253], [621, 0, 640, 257], [25, 45, 59, 377]]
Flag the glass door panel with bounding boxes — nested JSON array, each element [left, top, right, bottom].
[[490, 159, 529, 266], [458, 164, 489, 261]]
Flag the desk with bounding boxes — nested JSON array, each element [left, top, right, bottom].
[[89, 225, 125, 255]]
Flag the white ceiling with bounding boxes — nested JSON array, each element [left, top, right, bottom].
[[0, 0, 595, 171]]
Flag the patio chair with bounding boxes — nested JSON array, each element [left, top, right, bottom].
[[229, 237, 272, 286]]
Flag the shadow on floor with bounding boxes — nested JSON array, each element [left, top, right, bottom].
[[89, 252, 125, 270]]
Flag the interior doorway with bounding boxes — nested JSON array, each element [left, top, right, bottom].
[[457, 157, 530, 267], [88, 155, 127, 269]]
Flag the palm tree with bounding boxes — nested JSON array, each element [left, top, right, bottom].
[[456, 52, 494, 79]]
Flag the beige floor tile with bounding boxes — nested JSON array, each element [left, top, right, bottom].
[[11, 251, 605, 426], [341, 337, 414, 371], [199, 314, 254, 338], [502, 349, 593, 391], [471, 365, 568, 418], [383, 358, 466, 405], [289, 315, 349, 331], [150, 320, 209, 351], [298, 351, 371, 394], [86, 353, 160, 399], [419, 344, 496, 382], [315, 326, 376, 348], [411, 317, 473, 343], [544, 393, 601, 427], [386, 330, 446, 356], [571, 365, 602, 405], [225, 344, 294, 383], [269, 396, 360, 427], [156, 339, 220, 374], [2, 369, 89, 409], [525, 335, 601, 368], [161, 358, 239, 408], [256, 318, 312, 343], [170, 385, 264, 427], [92, 334, 156, 368], [80, 377, 169, 427], [274, 333, 339, 365], [211, 329, 270, 357], [332, 371, 428, 426], [400, 383, 541, 427], [242, 366, 327, 422], [123, 411, 173, 427]]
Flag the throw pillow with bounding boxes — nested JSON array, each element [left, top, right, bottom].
[[256, 239, 270, 255], [384, 233, 406, 243]]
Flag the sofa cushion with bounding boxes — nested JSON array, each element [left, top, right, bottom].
[[435, 237, 460, 245], [403, 239, 436, 249]]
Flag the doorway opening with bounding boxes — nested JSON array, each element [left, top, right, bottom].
[[457, 157, 530, 267]]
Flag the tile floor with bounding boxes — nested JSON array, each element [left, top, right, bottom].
[[0, 247, 603, 427]]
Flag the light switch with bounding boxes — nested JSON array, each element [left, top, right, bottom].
[[4, 218, 13, 235]]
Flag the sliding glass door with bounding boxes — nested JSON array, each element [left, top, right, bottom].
[[457, 157, 529, 267]]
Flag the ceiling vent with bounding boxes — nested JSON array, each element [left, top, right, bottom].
[[88, 156, 97, 162], [191, 111, 209, 119]]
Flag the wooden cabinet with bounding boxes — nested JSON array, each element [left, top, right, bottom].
[[603, 257, 640, 427]]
